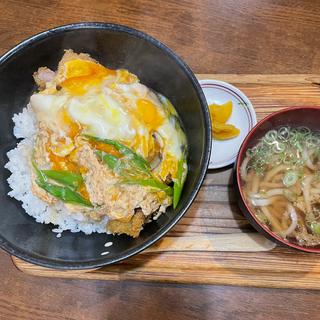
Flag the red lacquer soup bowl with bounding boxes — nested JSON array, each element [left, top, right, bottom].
[[234, 106, 320, 252]]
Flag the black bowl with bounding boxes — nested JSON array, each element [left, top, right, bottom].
[[0, 23, 211, 269], [234, 106, 320, 252]]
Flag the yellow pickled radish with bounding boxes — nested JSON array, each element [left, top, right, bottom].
[[209, 101, 233, 123], [212, 122, 240, 140], [208, 100, 240, 140]]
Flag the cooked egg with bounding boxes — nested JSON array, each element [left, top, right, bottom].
[[136, 99, 163, 129], [156, 118, 186, 180], [61, 59, 116, 95], [30, 56, 186, 181], [30, 93, 68, 133], [68, 92, 136, 141], [49, 135, 75, 157]]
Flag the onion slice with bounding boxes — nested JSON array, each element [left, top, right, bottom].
[[251, 198, 272, 207], [240, 156, 250, 182], [250, 188, 285, 201], [251, 196, 280, 207], [281, 204, 298, 238], [303, 148, 317, 171]]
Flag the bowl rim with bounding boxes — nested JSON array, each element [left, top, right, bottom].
[[236, 105, 320, 253], [0, 22, 212, 269]]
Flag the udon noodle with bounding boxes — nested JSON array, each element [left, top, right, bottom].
[[240, 126, 320, 247]]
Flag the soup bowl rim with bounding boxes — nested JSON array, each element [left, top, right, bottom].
[[235, 105, 320, 253]]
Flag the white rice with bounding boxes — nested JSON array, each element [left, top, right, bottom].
[[5, 105, 110, 236]]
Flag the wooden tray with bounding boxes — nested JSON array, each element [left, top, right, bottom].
[[12, 74, 320, 289]]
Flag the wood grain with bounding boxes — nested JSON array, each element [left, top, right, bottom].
[[13, 74, 320, 290], [2, 1, 320, 319], [1, 250, 319, 320], [12, 247, 320, 289], [1, 1, 320, 75]]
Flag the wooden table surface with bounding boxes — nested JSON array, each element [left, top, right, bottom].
[[1, 1, 320, 319]]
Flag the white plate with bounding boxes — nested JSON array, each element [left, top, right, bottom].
[[199, 79, 257, 169]]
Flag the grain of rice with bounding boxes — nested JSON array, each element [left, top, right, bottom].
[[5, 105, 110, 236]]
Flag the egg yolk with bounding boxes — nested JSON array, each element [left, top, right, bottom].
[[46, 109, 81, 160], [117, 69, 137, 84], [146, 132, 161, 161], [131, 134, 149, 158], [47, 151, 79, 172], [60, 108, 82, 138], [78, 184, 90, 200], [49, 136, 75, 157], [122, 99, 164, 159], [111, 193, 119, 201], [136, 99, 163, 130], [159, 154, 178, 180], [90, 141, 121, 157], [61, 59, 116, 95]]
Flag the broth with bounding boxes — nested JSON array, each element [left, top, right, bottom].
[[240, 126, 320, 247]]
